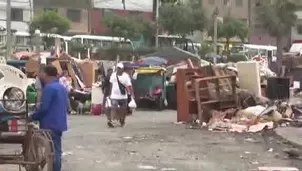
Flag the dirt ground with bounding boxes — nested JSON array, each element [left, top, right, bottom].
[[1, 110, 302, 171]]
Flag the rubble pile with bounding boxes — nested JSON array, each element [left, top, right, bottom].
[[174, 60, 301, 133]]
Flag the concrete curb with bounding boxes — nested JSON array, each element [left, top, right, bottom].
[[274, 128, 302, 149]]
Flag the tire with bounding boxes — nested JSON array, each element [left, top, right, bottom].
[[25, 130, 54, 171]]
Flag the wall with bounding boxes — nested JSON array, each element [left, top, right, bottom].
[[33, 0, 90, 34], [91, 8, 153, 35], [0, 0, 32, 32]]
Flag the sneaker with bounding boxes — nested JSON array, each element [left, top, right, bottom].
[[107, 121, 114, 128], [119, 119, 125, 127]]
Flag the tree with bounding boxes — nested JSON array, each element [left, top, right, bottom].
[[158, 2, 207, 37], [103, 15, 146, 43], [256, 0, 297, 73], [207, 17, 248, 53], [29, 10, 71, 34]]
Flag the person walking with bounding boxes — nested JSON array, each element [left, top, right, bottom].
[[29, 65, 68, 171], [102, 68, 113, 114], [107, 63, 133, 127], [59, 71, 72, 114]]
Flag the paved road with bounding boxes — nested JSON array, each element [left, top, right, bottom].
[[1, 110, 302, 171]]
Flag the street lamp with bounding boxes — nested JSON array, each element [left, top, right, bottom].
[[34, 29, 41, 56], [212, 7, 219, 64]]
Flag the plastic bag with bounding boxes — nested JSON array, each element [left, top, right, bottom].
[[128, 98, 137, 108], [105, 97, 111, 108]]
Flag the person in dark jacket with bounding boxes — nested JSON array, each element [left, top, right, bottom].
[[102, 68, 113, 113], [29, 65, 68, 171]]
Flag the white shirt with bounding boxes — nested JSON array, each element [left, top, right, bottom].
[[110, 72, 132, 99]]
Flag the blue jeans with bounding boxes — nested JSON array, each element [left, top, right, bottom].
[[51, 131, 62, 171]]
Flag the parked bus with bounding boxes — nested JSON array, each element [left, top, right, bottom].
[[13, 32, 71, 52], [70, 35, 134, 49], [157, 34, 197, 54], [231, 44, 277, 58]]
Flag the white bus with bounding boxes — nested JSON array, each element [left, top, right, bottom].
[[70, 35, 134, 49], [157, 34, 197, 54], [13, 32, 71, 51], [231, 44, 277, 58]]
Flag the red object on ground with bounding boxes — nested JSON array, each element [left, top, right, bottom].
[[91, 104, 102, 115], [153, 87, 162, 95]]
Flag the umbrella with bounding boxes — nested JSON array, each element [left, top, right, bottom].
[[122, 62, 148, 69], [140, 56, 168, 66]]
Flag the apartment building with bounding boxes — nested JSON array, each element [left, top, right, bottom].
[[200, 0, 295, 46], [0, 0, 33, 32], [33, 0, 91, 35], [91, 0, 154, 34]]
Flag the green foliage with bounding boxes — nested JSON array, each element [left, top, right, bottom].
[[256, 0, 297, 37], [159, 1, 207, 37], [256, 0, 297, 74], [207, 17, 248, 42], [29, 10, 71, 34], [103, 15, 149, 41], [199, 42, 213, 57], [221, 17, 248, 42]]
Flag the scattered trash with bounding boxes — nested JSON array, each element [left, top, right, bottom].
[[251, 161, 259, 165], [62, 151, 73, 156], [244, 151, 251, 154], [283, 148, 302, 158], [137, 165, 157, 170], [245, 138, 260, 143], [257, 167, 298, 171], [267, 148, 274, 152], [123, 136, 132, 140], [161, 168, 177, 171]]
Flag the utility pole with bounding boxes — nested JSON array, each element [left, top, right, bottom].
[[122, 0, 126, 10], [88, 0, 92, 34], [227, 0, 231, 17], [155, 0, 159, 48], [247, 0, 252, 43], [213, 7, 219, 62], [6, 0, 12, 59]]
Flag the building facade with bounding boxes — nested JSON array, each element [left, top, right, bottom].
[[33, 0, 91, 35], [0, 0, 33, 32], [91, 0, 154, 35], [200, 0, 298, 46], [291, 10, 302, 43]]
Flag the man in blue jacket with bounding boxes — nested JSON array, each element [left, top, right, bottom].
[[30, 65, 68, 171]]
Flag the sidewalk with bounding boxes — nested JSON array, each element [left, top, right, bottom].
[[275, 127, 302, 147]]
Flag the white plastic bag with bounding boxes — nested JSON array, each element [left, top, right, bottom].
[[128, 98, 137, 108], [105, 97, 111, 108]]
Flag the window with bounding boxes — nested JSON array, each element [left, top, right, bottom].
[[236, 0, 243, 6], [208, 0, 214, 5], [44, 8, 58, 12], [66, 9, 81, 22], [11, 8, 23, 21], [103, 9, 114, 17], [297, 25, 302, 34]]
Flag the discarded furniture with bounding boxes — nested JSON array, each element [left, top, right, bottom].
[[194, 75, 237, 123], [176, 68, 208, 122]]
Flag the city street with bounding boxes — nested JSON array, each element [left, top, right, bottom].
[[1, 110, 302, 171]]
